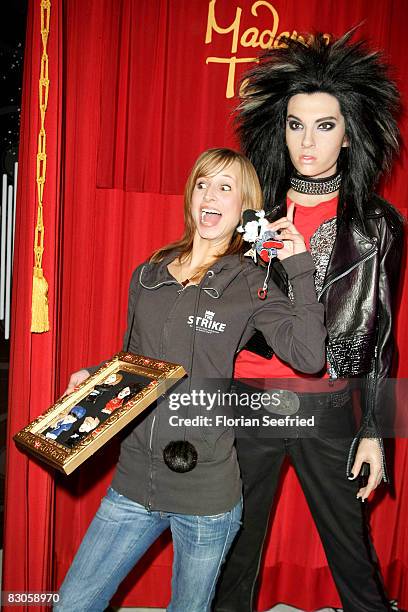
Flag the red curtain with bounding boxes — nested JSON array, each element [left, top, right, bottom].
[[3, 1, 408, 610]]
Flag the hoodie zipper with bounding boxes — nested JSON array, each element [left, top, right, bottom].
[[149, 415, 156, 450], [146, 285, 186, 507], [147, 414, 156, 510], [145, 281, 201, 509]]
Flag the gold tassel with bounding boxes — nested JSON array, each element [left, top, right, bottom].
[[31, 0, 51, 333], [31, 267, 49, 332]]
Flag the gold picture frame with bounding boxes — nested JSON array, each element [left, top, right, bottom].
[[13, 352, 186, 474]]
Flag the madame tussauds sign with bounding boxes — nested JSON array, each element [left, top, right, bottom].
[[205, 0, 329, 98]]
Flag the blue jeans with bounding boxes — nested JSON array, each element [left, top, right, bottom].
[[55, 487, 242, 612]]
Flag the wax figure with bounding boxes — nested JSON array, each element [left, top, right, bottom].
[[214, 32, 404, 612], [65, 416, 100, 447], [44, 405, 87, 440], [54, 148, 325, 612], [83, 372, 123, 404], [100, 383, 143, 415]]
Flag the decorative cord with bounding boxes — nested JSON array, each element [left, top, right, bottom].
[[31, 0, 51, 332]]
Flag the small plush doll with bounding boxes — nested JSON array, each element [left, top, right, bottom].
[[237, 209, 283, 263]]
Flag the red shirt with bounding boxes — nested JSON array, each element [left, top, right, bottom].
[[234, 196, 340, 391]]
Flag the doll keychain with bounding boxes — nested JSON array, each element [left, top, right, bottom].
[[237, 210, 284, 299]]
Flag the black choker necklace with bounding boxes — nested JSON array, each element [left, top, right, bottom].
[[290, 172, 341, 195]]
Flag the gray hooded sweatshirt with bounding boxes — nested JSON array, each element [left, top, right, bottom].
[[110, 250, 326, 515]]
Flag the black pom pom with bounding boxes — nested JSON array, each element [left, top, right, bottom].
[[163, 440, 198, 473]]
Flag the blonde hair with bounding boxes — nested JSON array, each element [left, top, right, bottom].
[[151, 148, 263, 263]]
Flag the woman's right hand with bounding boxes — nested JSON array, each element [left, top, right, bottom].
[[64, 369, 90, 395]]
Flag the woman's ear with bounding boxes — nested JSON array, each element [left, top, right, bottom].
[[342, 135, 350, 148]]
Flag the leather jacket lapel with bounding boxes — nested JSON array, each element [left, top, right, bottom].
[[319, 221, 378, 301]]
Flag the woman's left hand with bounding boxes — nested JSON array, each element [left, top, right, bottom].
[[266, 202, 307, 260], [349, 438, 383, 501]]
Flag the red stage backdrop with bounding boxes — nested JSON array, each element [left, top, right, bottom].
[[3, 1, 408, 610]]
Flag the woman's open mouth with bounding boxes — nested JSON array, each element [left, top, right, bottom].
[[201, 208, 222, 226]]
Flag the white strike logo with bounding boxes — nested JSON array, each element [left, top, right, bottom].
[[187, 310, 226, 334]]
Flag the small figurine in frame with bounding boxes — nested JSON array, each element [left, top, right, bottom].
[[43, 405, 87, 440], [82, 372, 124, 404], [100, 383, 144, 415], [65, 416, 101, 448]]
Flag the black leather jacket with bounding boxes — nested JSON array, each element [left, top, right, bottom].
[[323, 195, 403, 480], [248, 194, 404, 480], [321, 196, 402, 379]]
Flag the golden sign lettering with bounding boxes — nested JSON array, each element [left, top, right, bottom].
[[205, 0, 307, 98]]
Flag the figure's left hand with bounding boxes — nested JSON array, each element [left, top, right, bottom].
[[266, 202, 307, 260], [349, 438, 383, 501]]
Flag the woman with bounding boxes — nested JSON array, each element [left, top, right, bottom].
[[214, 32, 403, 612], [56, 148, 325, 611]]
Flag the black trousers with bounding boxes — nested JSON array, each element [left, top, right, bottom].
[[213, 385, 390, 612]]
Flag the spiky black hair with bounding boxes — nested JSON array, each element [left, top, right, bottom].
[[237, 30, 400, 227]]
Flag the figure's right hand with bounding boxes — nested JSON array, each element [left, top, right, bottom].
[[64, 369, 90, 395], [266, 202, 307, 260]]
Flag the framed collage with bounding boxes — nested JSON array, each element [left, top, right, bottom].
[[14, 352, 185, 474]]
